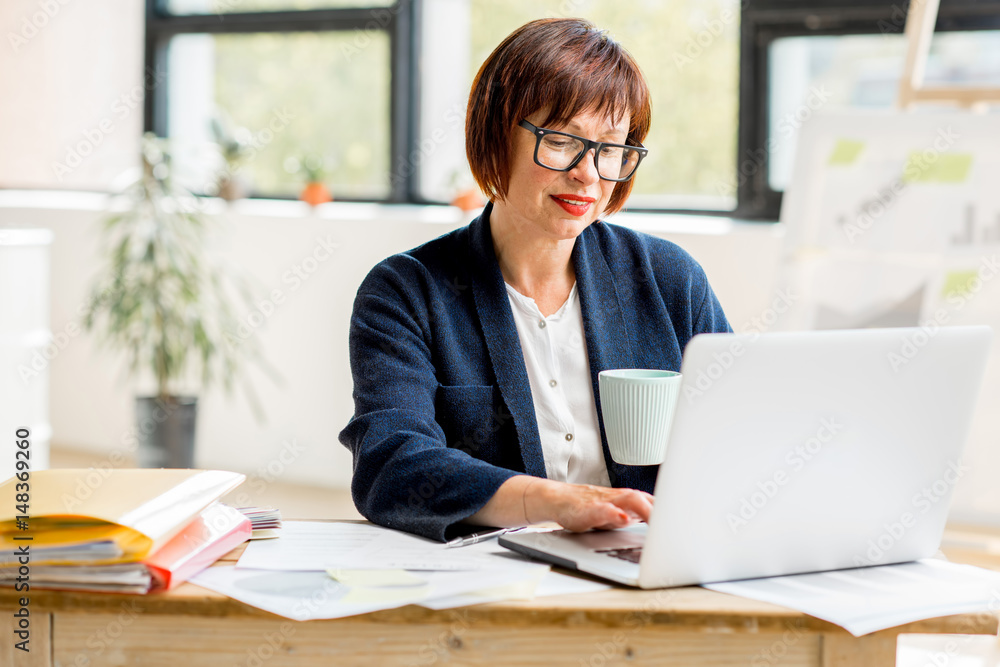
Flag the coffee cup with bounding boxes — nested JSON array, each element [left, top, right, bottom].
[[598, 369, 682, 465]]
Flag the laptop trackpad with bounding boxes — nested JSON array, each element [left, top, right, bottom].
[[565, 524, 647, 550]]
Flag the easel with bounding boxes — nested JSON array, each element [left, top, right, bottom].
[[897, 0, 1000, 110], [898, 6, 1000, 659]]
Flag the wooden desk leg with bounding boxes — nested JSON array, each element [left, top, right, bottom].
[[822, 632, 896, 667], [1, 611, 52, 667]]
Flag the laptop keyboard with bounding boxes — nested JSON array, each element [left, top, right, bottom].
[[595, 546, 643, 564]]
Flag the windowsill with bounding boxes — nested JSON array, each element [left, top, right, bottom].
[[0, 189, 782, 236], [0, 189, 468, 223], [614, 210, 783, 236]]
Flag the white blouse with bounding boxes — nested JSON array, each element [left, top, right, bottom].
[[504, 281, 612, 487]]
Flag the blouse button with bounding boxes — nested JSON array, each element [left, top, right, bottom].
[[538, 320, 547, 329], [565, 433, 574, 442], [549, 379, 558, 387]]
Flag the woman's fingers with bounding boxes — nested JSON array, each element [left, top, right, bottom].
[[565, 503, 626, 532], [552, 485, 655, 532], [610, 489, 654, 522]]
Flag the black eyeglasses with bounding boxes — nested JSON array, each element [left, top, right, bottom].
[[518, 120, 648, 182]]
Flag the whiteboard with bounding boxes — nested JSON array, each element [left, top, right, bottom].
[[776, 111, 1000, 524]]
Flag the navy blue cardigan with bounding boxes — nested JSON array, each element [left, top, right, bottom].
[[339, 203, 732, 541]]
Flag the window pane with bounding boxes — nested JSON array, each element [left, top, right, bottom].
[[167, 31, 390, 199], [768, 31, 1000, 192], [163, 0, 393, 14], [419, 0, 739, 211]]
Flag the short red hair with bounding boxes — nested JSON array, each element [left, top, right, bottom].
[[466, 18, 651, 215]]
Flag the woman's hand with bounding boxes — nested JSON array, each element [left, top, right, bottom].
[[466, 475, 654, 532], [527, 478, 655, 532]]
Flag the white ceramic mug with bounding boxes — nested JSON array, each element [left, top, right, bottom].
[[598, 369, 682, 465]]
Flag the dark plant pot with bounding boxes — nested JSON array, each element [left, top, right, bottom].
[[135, 396, 198, 468]]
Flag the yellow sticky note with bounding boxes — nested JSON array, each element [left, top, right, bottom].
[[903, 152, 973, 183], [828, 139, 866, 165], [462, 579, 542, 601], [326, 568, 427, 588], [339, 585, 430, 605], [453, 568, 548, 601]]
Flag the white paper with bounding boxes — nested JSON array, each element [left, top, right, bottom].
[[705, 559, 1000, 636], [419, 567, 548, 609], [212, 521, 560, 618], [236, 521, 389, 570], [533, 570, 613, 598], [237, 521, 546, 571], [419, 569, 612, 610], [190, 562, 549, 621], [417, 537, 611, 610], [340, 529, 514, 570]]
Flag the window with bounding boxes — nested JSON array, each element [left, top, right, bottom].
[[417, 0, 741, 213], [146, 0, 1000, 217], [768, 30, 1000, 192], [146, 0, 740, 210], [163, 0, 394, 14], [741, 0, 1000, 220], [145, 0, 413, 201], [166, 31, 391, 199]]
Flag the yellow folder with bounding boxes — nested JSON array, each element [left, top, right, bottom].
[[0, 469, 245, 565]]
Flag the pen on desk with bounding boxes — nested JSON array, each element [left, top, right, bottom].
[[444, 526, 526, 548]]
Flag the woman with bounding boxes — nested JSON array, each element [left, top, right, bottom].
[[339, 18, 731, 542]]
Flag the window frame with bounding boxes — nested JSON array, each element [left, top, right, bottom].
[[145, 0, 1000, 218], [739, 0, 1000, 220], [143, 0, 419, 203]]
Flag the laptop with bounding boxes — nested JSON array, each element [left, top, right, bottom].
[[500, 326, 993, 588]]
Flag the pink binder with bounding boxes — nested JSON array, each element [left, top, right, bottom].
[[145, 503, 251, 591]]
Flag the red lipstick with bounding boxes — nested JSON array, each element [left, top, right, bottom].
[[550, 194, 596, 217]]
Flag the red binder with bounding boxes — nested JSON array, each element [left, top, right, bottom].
[[146, 503, 251, 591]]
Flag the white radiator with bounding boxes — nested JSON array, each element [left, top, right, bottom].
[[0, 228, 52, 481]]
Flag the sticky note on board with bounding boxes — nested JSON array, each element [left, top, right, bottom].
[[903, 152, 973, 183], [827, 139, 866, 165], [941, 270, 980, 299]]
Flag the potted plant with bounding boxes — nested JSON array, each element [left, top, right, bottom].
[[210, 116, 252, 202], [83, 133, 268, 468], [286, 153, 334, 206], [447, 168, 485, 212]]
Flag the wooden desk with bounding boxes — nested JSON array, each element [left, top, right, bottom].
[[2, 524, 998, 667]]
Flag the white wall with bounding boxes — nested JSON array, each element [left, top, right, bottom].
[[0, 0, 144, 190], [0, 192, 784, 490]]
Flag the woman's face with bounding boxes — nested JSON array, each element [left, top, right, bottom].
[[499, 107, 629, 242]]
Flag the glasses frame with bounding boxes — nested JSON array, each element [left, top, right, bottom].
[[518, 119, 649, 182]]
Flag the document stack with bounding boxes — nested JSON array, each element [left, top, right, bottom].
[[234, 506, 282, 539], [0, 468, 250, 593]]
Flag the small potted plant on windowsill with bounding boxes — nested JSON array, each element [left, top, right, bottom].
[[286, 153, 334, 207], [83, 133, 269, 468], [447, 168, 486, 212], [210, 116, 253, 202]]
